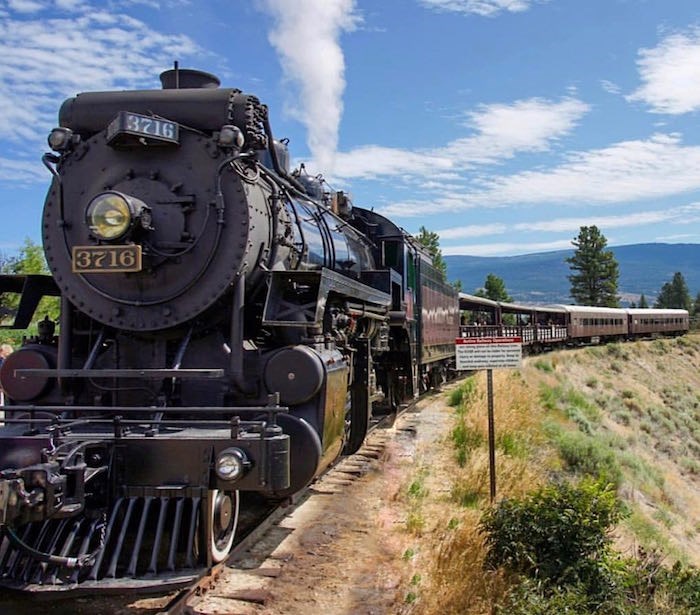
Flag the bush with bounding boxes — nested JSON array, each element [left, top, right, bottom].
[[555, 431, 623, 488], [483, 480, 700, 614], [480, 479, 622, 587]]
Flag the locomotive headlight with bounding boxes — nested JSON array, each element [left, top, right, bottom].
[[215, 448, 248, 482], [86, 191, 150, 241], [47, 127, 75, 152]]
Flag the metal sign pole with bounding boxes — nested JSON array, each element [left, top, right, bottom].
[[487, 368, 496, 503], [455, 336, 522, 505]]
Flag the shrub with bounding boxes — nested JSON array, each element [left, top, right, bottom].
[[555, 431, 622, 488], [480, 479, 622, 587]]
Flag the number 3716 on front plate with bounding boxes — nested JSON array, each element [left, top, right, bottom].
[[72, 245, 143, 273]]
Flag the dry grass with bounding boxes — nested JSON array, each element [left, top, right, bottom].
[[412, 371, 558, 614], [405, 333, 700, 614]]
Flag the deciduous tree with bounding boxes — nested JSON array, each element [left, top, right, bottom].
[[0, 239, 59, 345], [566, 226, 619, 307]]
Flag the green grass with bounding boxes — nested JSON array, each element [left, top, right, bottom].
[[451, 420, 483, 467], [533, 359, 554, 372]]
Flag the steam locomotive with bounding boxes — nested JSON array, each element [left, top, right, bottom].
[[0, 69, 458, 591]]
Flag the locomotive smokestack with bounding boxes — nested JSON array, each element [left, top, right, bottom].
[[159, 67, 221, 90]]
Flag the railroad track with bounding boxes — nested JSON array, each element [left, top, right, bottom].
[[157, 404, 414, 614]]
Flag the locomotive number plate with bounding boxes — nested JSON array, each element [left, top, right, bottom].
[[107, 111, 179, 145], [72, 245, 142, 273]]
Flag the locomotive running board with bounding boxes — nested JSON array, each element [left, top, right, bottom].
[[262, 267, 391, 327]]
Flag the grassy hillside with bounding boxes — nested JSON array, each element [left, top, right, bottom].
[[399, 334, 700, 614]]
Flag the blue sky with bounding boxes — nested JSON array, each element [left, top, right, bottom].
[[3, 0, 700, 258]]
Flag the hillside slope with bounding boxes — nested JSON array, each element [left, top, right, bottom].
[[400, 333, 700, 613], [522, 335, 700, 564]]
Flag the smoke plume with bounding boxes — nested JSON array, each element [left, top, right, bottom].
[[260, 0, 359, 172]]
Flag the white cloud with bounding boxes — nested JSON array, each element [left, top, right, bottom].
[[260, 0, 360, 173], [628, 27, 700, 114], [332, 96, 587, 179], [443, 239, 573, 256], [6, 0, 44, 13], [418, 0, 534, 17], [0, 157, 47, 182], [437, 223, 508, 239], [380, 133, 700, 217], [0, 3, 201, 149], [600, 79, 621, 95], [437, 203, 700, 240]]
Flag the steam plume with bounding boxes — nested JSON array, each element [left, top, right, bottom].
[[261, 0, 359, 172]]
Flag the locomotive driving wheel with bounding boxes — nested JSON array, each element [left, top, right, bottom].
[[208, 489, 239, 562]]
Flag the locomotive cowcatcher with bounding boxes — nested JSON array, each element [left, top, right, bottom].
[[0, 68, 458, 592]]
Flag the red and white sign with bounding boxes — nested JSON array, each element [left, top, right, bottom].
[[455, 337, 522, 370]]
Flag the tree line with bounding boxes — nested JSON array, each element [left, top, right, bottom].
[[416, 224, 700, 320]]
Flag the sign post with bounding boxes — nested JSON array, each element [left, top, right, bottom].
[[455, 336, 522, 503]]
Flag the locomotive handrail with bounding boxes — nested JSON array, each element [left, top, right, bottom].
[[0, 404, 289, 417], [14, 368, 225, 379]]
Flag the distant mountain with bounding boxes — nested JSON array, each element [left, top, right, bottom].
[[445, 243, 700, 305]]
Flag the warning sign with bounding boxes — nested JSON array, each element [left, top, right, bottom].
[[455, 337, 522, 370]]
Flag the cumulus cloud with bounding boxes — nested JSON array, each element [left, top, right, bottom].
[[628, 27, 700, 114], [418, 0, 535, 17], [333, 96, 588, 179], [260, 0, 360, 173], [0, 3, 200, 147]]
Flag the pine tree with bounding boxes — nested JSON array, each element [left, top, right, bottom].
[[654, 272, 691, 310], [638, 293, 649, 308], [566, 226, 620, 307], [475, 273, 513, 302], [416, 226, 447, 282]]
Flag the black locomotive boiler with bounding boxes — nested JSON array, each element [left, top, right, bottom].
[[0, 68, 459, 591]]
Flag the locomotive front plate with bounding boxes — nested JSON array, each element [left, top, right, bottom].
[[72, 245, 142, 273]]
